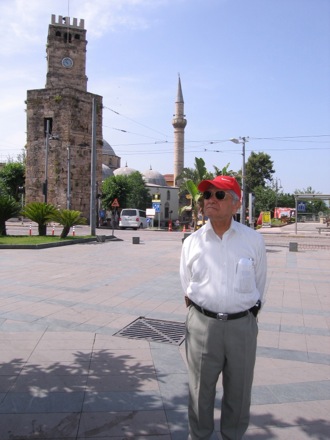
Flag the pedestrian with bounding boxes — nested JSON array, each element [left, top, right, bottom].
[[180, 175, 267, 440]]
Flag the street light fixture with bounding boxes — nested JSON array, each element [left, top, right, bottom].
[[230, 136, 249, 224]]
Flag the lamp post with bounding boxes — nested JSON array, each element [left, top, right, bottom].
[[274, 177, 282, 217], [43, 120, 59, 203], [230, 136, 249, 224], [67, 145, 71, 209]]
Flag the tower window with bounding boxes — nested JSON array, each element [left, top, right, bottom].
[[44, 118, 53, 137], [55, 31, 61, 37], [74, 34, 80, 40], [64, 32, 72, 43], [167, 190, 171, 200]]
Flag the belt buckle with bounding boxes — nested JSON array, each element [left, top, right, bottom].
[[216, 312, 228, 321]]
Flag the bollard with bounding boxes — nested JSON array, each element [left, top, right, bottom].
[[29, 223, 32, 236], [289, 242, 298, 252], [52, 225, 55, 236], [72, 226, 75, 237], [132, 237, 140, 244]]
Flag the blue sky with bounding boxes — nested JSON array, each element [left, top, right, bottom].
[[0, 0, 329, 195]]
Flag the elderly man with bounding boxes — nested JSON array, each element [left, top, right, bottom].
[[180, 176, 267, 440]]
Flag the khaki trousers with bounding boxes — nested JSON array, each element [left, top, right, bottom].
[[185, 305, 258, 440]]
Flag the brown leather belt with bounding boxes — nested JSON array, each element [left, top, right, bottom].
[[185, 296, 250, 321]]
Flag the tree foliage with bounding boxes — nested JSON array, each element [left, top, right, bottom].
[[51, 209, 87, 238], [101, 172, 151, 211], [0, 161, 25, 200], [22, 202, 56, 236], [0, 195, 21, 236], [178, 158, 212, 230], [245, 152, 275, 192]]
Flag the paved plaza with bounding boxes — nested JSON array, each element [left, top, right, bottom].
[[0, 222, 329, 439]]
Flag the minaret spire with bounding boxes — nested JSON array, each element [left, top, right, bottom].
[[172, 74, 187, 186]]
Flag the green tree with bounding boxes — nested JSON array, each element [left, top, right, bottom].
[[102, 172, 151, 211], [245, 152, 275, 192], [0, 195, 21, 236], [179, 157, 213, 185], [0, 161, 25, 200], [180, 180, 203, 230], [253, 186, 272, 216], [178, 158, 213, 230], [102, 175, 130, 209], [51, 209, 87, 238], [22, 202, 56, 236], [213, 163, 237, 178], [126, 172, 152, 210]]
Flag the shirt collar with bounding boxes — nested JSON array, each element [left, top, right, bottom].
[[203, 217, 238, 237]]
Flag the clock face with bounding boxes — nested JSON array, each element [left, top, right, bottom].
[[62, 57, 73, 68]]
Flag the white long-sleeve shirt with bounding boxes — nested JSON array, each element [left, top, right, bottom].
[[180, 219, 267, 314]]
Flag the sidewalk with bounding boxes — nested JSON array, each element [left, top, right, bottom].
[[0, 228, 329, 439]]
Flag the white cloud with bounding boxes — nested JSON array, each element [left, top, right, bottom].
[[0, 0, 167, 54]]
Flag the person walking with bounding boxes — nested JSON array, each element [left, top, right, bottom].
[[180, 176, 267, 440]]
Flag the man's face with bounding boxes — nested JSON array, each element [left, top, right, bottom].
[[203, 185, 241, 222]]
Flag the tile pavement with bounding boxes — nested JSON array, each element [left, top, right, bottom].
[[0, 223, 329, 439]]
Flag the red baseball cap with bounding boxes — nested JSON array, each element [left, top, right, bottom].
[[198, 176, 241, 199]]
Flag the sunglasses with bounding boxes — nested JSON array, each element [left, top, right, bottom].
[[203, 190, 228, 200]]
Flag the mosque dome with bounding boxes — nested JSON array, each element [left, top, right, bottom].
[[113, 164, 138, 176], [102, 139, 116, 156], [143, 167, 167, 186], [102, 163, 113, 180]]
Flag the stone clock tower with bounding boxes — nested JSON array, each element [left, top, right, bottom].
[[25, 14, 103, 221]]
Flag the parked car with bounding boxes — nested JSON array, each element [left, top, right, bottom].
[[119, 209, 148, 230]]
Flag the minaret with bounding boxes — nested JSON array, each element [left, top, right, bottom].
[[172, 76, 187, 185]]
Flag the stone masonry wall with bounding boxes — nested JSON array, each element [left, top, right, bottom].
[[25, 87, 103, 221]]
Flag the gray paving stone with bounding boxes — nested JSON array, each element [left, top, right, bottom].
[[0, 225, 330, 439]]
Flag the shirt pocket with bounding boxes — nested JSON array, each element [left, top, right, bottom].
[[234, 258, 256, 294]]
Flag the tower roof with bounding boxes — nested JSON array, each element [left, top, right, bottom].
[[176, 75, 184, 103]]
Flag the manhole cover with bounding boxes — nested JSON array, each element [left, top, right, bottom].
[[114, 317, 186, 345]]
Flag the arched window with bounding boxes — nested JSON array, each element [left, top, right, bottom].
[[64, 32, 72, 43], [165, 202, 170, 219], [55, 31, 61, 37], [74, 34, 80, 40], [167, 190, 170, 201]]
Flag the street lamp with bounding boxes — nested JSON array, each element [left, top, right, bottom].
[[274, 177, 282, 216], [230, 136, 249, 224], [67, 145, 71, 209], [43, 119, 59, 203]]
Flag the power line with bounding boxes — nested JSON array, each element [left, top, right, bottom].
[[103, 106, 171, 139]]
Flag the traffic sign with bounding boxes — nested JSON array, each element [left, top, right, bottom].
[[152, 203, 160, 213], [111, 198, 120, 207]]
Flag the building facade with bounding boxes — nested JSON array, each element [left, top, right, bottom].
[[25, 15, 103, 220]]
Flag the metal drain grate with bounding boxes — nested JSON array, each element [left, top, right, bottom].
[[114, 317, 186, 345]]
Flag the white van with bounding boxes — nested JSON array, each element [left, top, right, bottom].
[[119, 209, 148, 230]]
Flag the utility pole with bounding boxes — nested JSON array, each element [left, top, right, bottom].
[[230, 136, 249, 224], [90, 97, 97, 235], [67, 145, 71, 209], [43, 119, 50, 203]]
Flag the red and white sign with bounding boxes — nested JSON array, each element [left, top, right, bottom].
[[111, 198, 120, 207]]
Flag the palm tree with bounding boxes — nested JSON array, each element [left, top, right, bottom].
[[0, 195, 21, 236], [178, 158, 211, 230], [22, 202, 56, 236], [51, 209, 87, 238], [179, 180, 203, 231]]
